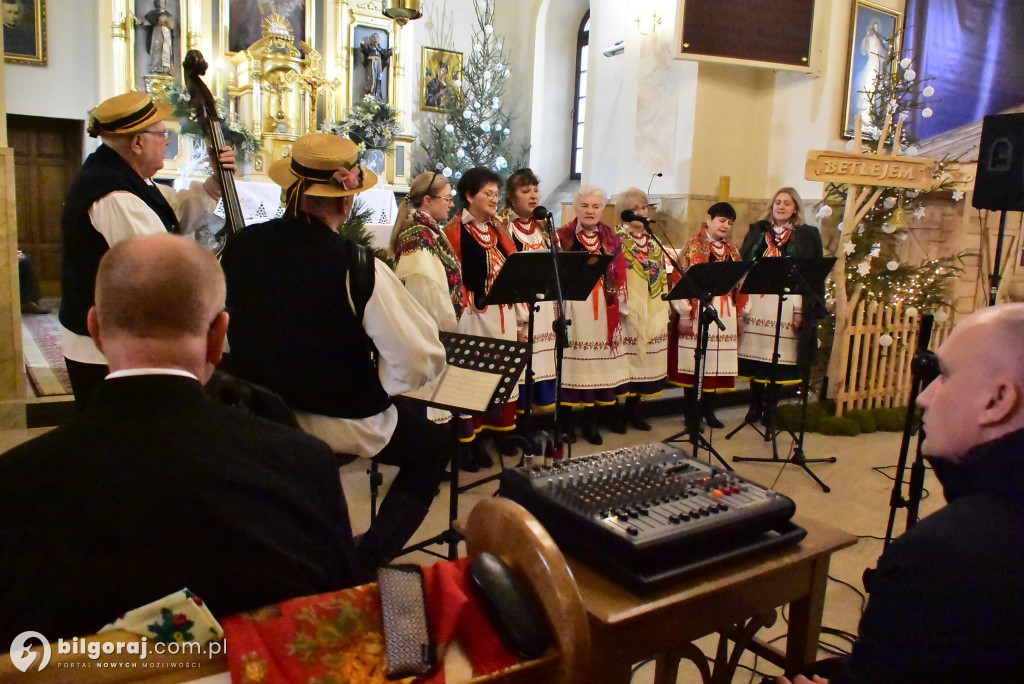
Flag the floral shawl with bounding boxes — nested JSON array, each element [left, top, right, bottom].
[[397, 210, 464, 319]]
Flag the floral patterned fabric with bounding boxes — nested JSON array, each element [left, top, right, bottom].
[[397, 210, 464, 320], [223, 558, 520, 684]]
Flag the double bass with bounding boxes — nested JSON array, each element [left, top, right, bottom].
[[183, 49, 245, 255]]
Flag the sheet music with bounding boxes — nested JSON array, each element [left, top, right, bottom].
[[402, 365, 501, 413]]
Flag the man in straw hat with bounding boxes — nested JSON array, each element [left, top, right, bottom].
[[59, 90, 236, 409], [221, 133, 450, 579]]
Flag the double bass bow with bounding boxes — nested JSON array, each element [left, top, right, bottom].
[[183, 49, 245, 255]]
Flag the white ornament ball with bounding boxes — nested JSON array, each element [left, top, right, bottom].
[[445, 123, 454, 133], [453, 79, 462, 88], [904, 69, 917, 81], [481, 122, 492, 132], [463, 111, 471, 119], [484, 25, 493, 35], [887, 260, 899, 271], [922, 107, 933, 118], [900, 57, 912, 68], [879, 333, 894, 347], [882, 222, 896, 234], [933, 310, 948, 323], [454, 171, 463, 180], [923, 85, 935, 97], [442, 167, 453, 178], [496, 42, 503, 50], [884, 196, 897, 209], [905, 306, 919, 317], [456, 148, 465, 158]]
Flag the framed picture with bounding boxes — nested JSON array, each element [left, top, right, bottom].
[[3, 0, 46, 66], [842, 0, 902, 138], [421, 46, 462, 112], [227, 0, 305, 54]]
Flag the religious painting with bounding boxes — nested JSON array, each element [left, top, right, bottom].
[[421, 47, 462, 113], [842, 1, 902, 138], [228, 0, 305, 54], [351, 24, 392, 105], [3, 0, 46, 66], [133, 0, 181, 88]]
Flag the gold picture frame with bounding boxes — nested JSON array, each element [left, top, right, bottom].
[[421, 46, 462, 113], [3, 0, 46, 66], [842, 0, 902, 138]]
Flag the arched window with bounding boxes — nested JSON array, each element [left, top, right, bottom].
[[570, 11, 589, 179]]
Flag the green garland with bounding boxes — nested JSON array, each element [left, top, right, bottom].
[[165, 83, 262, 162]]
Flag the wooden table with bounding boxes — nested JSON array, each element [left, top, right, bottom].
[[568, 514, 856, 683]]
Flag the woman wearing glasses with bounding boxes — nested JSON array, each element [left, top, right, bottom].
[[390, 170, 461, 333], [445, 166, 523, 469]]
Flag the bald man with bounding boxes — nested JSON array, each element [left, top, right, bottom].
[[779, 304, 1024, 683], [0, 234, 358, 643]]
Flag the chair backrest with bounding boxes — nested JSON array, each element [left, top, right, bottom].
[[463, 498, 590, 684]]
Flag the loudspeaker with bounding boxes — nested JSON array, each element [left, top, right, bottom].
[[973, 113, 1024, 211]]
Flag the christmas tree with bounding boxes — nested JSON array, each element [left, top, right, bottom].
[[420, 0, 523, 184], [822, 29, 968, 327]]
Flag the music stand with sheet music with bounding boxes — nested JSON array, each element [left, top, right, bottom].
[[729, 256, 837, 491], [663, 260, 753, 471], [401, 331, 528, 559], [484, 251, 611, 463]]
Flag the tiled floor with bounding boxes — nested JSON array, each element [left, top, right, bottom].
[[2, 401, 940, 683]]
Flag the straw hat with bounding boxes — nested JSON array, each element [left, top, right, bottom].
[[87, 92, 173, 138], [269, 133, 378, 198]]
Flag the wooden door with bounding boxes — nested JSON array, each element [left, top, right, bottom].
[[7, 114, 83, 297]]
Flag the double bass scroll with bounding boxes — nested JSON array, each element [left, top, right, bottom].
[[183, 49, 245, 255]]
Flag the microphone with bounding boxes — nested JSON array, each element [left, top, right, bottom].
[[532, 205, 552, 221], [621, 209, 650, 227], [647, 172, 663, 196], [533, 205, 558, 248]]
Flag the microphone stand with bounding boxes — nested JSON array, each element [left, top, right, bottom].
[[540, 209, 570, 465], [641, 220, 733, 471]]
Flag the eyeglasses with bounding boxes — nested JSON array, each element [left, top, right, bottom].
[[429, 194, 455, 203], [140, 129, 170, 142]]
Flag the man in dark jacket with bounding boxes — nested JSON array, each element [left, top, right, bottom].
[[781, 303, 1024, 683], [0, 234, 358, 643]]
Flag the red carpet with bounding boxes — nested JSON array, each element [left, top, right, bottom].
[[21, 310, 72, 397]]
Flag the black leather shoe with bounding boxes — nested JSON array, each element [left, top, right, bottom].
[[703, 409, 725, 429], [457, 445, 480, 473]]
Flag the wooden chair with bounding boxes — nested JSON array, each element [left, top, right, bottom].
[[1, 499, 588, 684]]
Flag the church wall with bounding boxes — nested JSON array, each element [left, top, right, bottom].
[[4, 1, 100, 124]]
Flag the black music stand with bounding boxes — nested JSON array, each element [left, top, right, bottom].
[[663, 261, 753, 471], [484, 251, 611, 463], [731, 257, 837, 492], [401, 331, 528, 559]]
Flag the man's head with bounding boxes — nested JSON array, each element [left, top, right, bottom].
[[917, 303, 1024, 460], [269, 133, 377, 225], [87, 234, 228, 383], [2, 0, 21, 28], [87, 92, 174, 179]]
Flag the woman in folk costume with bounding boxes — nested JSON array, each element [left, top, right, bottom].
[[668, 202, 746, 430], [389, 170, 461, 431], [736, 187, 823, 424], [613, 188, 669, 431], [497, 167, 558, 412], [390, 170, 461, 332], [556, 185, 630, 445], [444, 166, 523, 470]]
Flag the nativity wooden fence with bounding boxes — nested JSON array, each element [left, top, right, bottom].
[[833, 301, 955, 415]]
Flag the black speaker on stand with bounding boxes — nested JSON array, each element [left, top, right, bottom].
[[972, 112, 1024, 306]]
